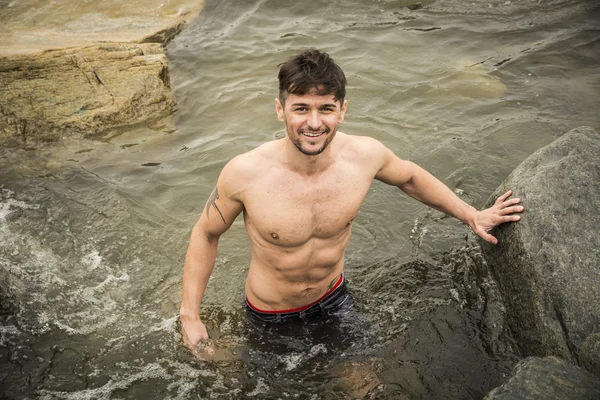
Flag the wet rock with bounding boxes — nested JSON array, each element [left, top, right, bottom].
[[381, 305, 517, 399], [406, 2, 423, 11], [480, 126, 600, 376], [483, 357, 600, 400], [0, 0, 205, 56], [0, 0, 204, 147], [0, 43, 175, 146]]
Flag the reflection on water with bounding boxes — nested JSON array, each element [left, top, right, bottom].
[[1, 0, 599, 398]]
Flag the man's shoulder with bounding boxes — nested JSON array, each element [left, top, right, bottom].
[[221, 141, 278, 181], [336, 133, 390, 176], [340, 133, 387, 158]]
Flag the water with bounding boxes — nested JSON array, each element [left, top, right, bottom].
[[1, 0, 599, 398]]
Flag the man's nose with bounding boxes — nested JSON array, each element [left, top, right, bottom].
[[307, 111, 321, 129]]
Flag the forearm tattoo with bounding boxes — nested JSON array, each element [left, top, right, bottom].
[[205, 186, 226, 224]]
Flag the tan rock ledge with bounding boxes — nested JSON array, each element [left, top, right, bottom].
[[0, 0, 204, 147], [0, 0, 204, 55]]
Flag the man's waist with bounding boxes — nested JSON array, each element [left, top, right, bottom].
[[245, 273, 344, 313]]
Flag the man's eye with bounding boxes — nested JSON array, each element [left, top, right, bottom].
[[295, 108, 308, 112]]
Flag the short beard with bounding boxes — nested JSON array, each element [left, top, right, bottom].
[[291, 128, 334, 156]]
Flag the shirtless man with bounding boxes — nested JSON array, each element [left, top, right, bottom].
[[179, 49, 523, 348]]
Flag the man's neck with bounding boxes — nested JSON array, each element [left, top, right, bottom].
[[281, 138, 337, 176]]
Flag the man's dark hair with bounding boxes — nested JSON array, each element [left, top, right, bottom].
[[278, 49, 347, 107]]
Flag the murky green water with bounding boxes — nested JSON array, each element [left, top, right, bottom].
[[1, 0, 599, 398]]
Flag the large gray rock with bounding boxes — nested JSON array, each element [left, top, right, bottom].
[[480, 126, 600, 375], [484, 357, 600, 400]]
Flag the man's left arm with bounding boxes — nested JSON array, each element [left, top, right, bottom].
[[374, 144, 523, 245]]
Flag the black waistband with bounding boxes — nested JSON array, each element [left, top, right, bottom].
[[245, 276, 349, 322]]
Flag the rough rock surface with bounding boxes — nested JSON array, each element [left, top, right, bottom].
[[483, 357, 600, 400], [0, 0, 204, 147], [480, 126, 600, 376], [0, 43, 174, 145], [0, 0, 204, 56]]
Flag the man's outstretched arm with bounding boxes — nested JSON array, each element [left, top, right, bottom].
[[374, 144, 523, 244], [180, 163, 244, 349]]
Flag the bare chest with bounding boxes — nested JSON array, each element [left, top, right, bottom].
[[243, 168, 372, 246]]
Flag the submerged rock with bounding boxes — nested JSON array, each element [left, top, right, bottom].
[[483, 357, 600, 400], [480, 126, 600, 376]]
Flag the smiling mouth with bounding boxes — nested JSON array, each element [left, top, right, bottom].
[[300, 128, 329, 138], [302, 132, 323, 138]]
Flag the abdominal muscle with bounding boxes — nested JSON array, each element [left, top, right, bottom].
[[244, 236, 348, 311]]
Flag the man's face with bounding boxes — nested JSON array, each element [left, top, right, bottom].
[[275, 91, 347, 156]]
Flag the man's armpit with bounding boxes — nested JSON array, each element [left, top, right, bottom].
[[205, 186, 226, 225]]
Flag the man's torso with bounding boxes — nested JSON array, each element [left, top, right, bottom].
[[235, 133, 383, 310]]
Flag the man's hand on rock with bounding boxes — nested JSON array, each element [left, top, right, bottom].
[[471, 190, 524, 245]]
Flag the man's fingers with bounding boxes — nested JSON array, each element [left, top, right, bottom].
[[499, 205, 524, 215], [180, 319, 210, 351], [478, 229, 498, 245], [491, 214, 521, 225], [475, 190, 521, 244], [501, 197, 521, 207], [495, 190, 513, 205], [183, 337, 199, 352], [193, 340, 218, 361]]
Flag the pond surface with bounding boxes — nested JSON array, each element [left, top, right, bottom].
[[1, 0, 599, 398]]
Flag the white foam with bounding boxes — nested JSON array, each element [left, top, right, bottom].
[[0, 324, 20, 346], [94, 273, 130, 290], [276, 344, 328, 373], [0, 324, 19, 335], [81, 250, 102, 271], [38, 362, 172, 400], [246, 377, 269, 397], [308, 343, 327, 357], [166, 359, 216, 379], [55, 312, 120, 336], [281, 353, 303, 371], [0, 187, 39, 221], [105, 336, 126, 347], [149, 315, 179, 333], [449, 288, 466, 308]]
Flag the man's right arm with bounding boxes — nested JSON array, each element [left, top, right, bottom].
[[180, 161, 244, 349]]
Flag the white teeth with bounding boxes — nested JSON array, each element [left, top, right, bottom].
[[303, 132, 323, 137]]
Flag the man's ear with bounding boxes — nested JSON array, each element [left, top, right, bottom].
[[275, 98, 285, 122], [339, 99, 348, 123]]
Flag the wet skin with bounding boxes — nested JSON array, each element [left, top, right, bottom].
[[179, 92, 524, 350]]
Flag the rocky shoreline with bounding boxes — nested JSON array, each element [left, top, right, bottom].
[[1, 2, 599, 398], [0, 0, 204, 147]]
